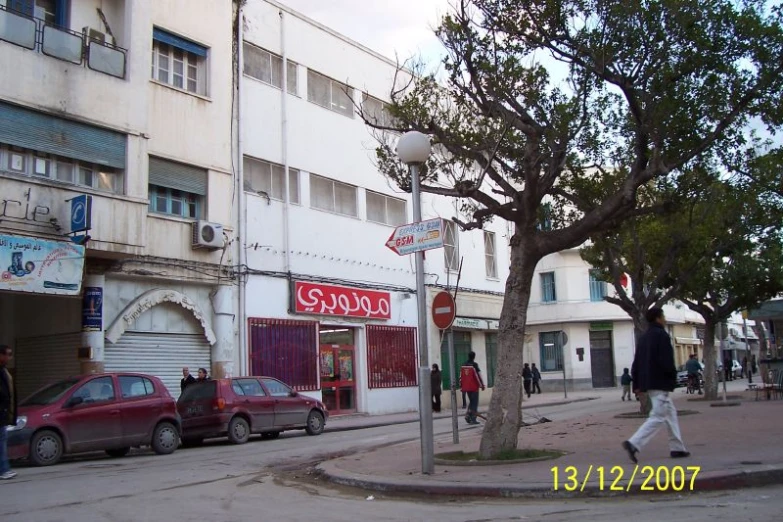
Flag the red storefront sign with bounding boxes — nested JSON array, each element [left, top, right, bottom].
[[294, 281, 392, 320]]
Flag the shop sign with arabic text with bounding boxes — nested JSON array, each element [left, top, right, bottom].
[[294, 281, 391, 320], [0, 234, 85, 295]]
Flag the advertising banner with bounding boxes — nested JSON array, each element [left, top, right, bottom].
[[82, 286, 103, 331], [0, 234, 85, 295]]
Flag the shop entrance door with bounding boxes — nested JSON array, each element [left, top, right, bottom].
[[320, 344, 356, 415]]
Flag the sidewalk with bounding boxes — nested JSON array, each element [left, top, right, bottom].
[[319, 389, 783, 497], [324, 389, 601, 433]]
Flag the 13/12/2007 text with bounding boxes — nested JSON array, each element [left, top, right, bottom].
[[551, 465, 701, 492]]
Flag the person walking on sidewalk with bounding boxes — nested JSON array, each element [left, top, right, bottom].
[[0, 345, 18, 480], [460, 352, 485, 425], [431, 364, 442, 413], [522, 363, 533, 398], [621, 368, 633, 401], [685, 353, 702, 395], [531, 363, 542, 394], [622, 308, 690, 463]]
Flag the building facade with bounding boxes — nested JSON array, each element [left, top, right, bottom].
[[0, 0, 237, 398]]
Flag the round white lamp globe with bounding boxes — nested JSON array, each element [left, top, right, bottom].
[[396, 131, 432, 164]]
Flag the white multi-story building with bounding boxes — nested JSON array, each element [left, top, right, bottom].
[[0, 0, 237, 397]]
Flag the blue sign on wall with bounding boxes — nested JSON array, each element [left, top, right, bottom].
[[70, 194, 92, 234], [82, 286, 103, 332]]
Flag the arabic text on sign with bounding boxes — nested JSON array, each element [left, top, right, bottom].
[[295, 282, 391, 319]]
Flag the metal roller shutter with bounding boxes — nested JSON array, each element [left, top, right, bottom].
[[105, 332, 211, 398], [15, 332, 82, 399]]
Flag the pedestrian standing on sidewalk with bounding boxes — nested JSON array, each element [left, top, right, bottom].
[[0, 345, 18, 480], [522, 363, 533, 398], [460, 352, 485, 425], [531, 363, 542, 394], [181, 367, 196, 392], [622, 307, 690, 463], [431, 364, 442, 413], [621, 368, 632, 401]]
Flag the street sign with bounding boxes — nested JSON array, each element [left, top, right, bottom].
[[432, 291, 456, 330], [385, 218, 444, 256]]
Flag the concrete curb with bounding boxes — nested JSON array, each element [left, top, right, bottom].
[[323, 397, 598, 434], [316, 459, 783, 498]]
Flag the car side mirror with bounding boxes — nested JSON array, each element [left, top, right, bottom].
[[289, 391, 298, 398], [65, 396, 84, 408]]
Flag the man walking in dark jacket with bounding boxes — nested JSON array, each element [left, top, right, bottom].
[[0, 345, 18, 480], [622, 308, 689, 463], [531, 363, 542, 394]]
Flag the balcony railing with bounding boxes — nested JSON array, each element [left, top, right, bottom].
[[0, 5, 127, 79]]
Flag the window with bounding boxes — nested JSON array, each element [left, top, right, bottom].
[[537, 202, 553, 231], [541, 272, 556, 303], [539, 332, 563, 372], [148, 185, 200, 219], [8, 0, 64, 25], [444, 220, 459, 271], [361, 94, 394, 127], [307, 69, 354, 117], [147, 156, 206, 219], [243, 156, 300, 203], [233, 378, 267, 397], [367, 326, 417, 389], [72, 376, 115, 404], [243, 42, 297, 95], [119, 376, 155, 399], [486, 332, 498, 388], [589, 270, 607, 302], [249, 318, 319, 391], [484, 231, 498, 278], [151, 28, 208, 95], [0, 144, 123, 193], [309, 174, 357, 216], [261, 377, 293, 398], [439, 331, 472, 389], [366, 190, 406, 226]]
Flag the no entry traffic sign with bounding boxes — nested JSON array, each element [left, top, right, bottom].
[[432, 291, 456, 330]]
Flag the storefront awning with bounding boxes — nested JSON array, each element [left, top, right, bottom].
[[675, 337, 702, 345]]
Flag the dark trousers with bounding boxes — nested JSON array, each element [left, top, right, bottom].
[[467, 391, 479, 414], [461, 391, 467, 408], [533, 380, 541, 394], [432, 393, 441, 413], [523, 379, 532, 397]]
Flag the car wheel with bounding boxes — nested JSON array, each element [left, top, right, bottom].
[[182, 437, 204, 448], [151, 422, 179, 455], [106, 447, 131, 458], [305, 410, 325, 436], [261, 431, 280, 440], [228, 416, 250, 444], [30, 429, 63, 466]]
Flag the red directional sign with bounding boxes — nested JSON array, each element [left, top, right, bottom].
[[432, 291, 457, 330]]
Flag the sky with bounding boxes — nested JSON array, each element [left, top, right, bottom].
[[276, 0, 451, 64]]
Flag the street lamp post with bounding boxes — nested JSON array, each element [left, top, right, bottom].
[[397, 131, 434, 475]]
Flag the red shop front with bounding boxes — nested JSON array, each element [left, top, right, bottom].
[[248, 281, 418, 416]]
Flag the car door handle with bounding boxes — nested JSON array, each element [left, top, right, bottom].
[[109, 410, 121, 415]]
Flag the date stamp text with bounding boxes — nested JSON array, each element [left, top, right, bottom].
[[551, 465, 701, 492]]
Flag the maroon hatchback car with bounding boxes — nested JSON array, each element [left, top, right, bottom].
[[177, 376, 328, 445], [7, 373, 181, 466]]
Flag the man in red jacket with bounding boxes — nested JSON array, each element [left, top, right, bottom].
[[460, 351, 485, 425]]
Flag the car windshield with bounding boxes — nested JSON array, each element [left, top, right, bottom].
[[21, 378, 81, 406], [178, 380, 217, 403]]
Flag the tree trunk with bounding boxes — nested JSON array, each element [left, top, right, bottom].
[[702, 319, 719, 400], [478, 236, 538, 459]]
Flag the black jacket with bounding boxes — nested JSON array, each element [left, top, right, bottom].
[[631, 323, 677, 392], [532, 367, 541, 382], [431, 370, 442, 396], [0, 366, 17, 426], [522, 366, 533, 381], [181, 374, 196, 392]]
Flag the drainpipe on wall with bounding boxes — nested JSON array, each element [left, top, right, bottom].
[[236, 3, 248, 375], [280, 10, 292, 278]]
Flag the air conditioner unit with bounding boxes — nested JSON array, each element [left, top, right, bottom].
[[192, 221, 224, 250], [83, 26, 114, 46]]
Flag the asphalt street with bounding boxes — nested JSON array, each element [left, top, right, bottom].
[[0, 384, 772, 522]]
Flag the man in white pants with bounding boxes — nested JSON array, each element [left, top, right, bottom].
[[622, 307, 690, 463]]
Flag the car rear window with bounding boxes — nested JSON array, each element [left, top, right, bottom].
[[178, 380, 217, 403]]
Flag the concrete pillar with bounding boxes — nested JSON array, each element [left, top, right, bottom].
[[80, 274, 105, 374], [211, 285, 235, 378]]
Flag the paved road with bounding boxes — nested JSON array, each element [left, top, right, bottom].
[[1, 383, 767, 522]]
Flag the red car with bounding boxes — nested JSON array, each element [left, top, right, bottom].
[[7, 373, 181, 466], [177, 376, 328, 445]]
